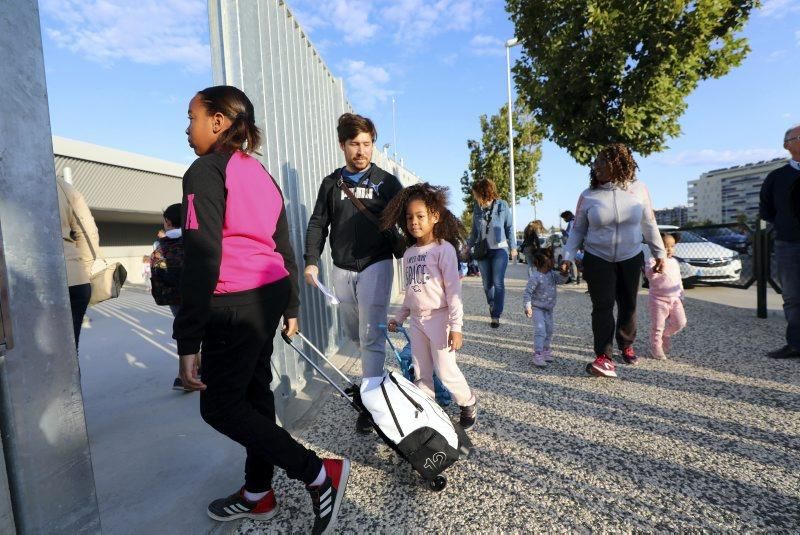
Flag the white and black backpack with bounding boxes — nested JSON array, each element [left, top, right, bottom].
[[360, 371, 467, 479]]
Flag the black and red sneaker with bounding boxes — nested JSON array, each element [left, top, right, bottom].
[[207, 487, 277, 522], [589, 354, 618, 378], [621, 346, 639, 365], [308, 458, 351, 535]]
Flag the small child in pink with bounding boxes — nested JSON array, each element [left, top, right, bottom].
[[385, 183, 478, 430], [645, 232, 687, 359]]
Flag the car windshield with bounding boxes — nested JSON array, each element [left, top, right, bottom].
[[676, 230, 708, 243]]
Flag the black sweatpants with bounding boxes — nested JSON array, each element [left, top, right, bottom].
[[68, 283, 92, 350], [199, 278, 322, 492], [582, 251, 643, 357]]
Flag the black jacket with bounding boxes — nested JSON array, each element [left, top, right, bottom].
[[304, 164, 403, 272], [760, 164, 800, 242]]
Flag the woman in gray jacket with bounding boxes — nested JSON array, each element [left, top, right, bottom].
[[469, 179, 518, 328], [561, 144, 665, 378]]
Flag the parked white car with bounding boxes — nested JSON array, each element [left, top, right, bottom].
[[643, 225, 742, 285], [545, 234, 565, 263]]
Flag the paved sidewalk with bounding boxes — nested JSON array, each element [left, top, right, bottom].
[[233, 263, 799, 533]]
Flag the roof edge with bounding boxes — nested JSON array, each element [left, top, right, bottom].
[[52, 136, 188, 178]]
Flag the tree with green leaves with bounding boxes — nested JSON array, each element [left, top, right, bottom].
[[460, 97, 544, 224], [506, 0, 758, 164]]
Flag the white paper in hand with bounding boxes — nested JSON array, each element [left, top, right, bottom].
[[312, 274, 340, 305]]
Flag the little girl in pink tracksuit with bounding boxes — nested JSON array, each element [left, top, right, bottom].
[[645, 232, 687, 359], [385, 183, 478, 430]]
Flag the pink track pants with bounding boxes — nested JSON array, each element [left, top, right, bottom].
[[409, 308, 475, 407], [649, 296, 687, 353]]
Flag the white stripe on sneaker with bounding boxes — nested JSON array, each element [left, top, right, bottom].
[[320, 487, 332, 502], [223, 506, 239, 515], [320, 505, 332, 518], [233, 504, 248, 512]]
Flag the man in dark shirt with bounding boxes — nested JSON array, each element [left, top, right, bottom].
[[760, 125, 800, 359], [304, 113, 403, 433]]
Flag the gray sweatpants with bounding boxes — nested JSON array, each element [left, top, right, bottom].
[[532, 307, 554, 352], [332, 259, 393, 378]]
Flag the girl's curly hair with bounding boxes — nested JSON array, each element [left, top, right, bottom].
[[590, 143, 638, 189], [381, 182, 465, 253]]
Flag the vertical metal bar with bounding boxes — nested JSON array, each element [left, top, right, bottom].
[[0, 2, 100, 532], [755, 218, 767, 319]]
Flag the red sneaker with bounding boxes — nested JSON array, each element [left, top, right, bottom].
[[308, 458, 351, 535], [589, 355, 618, 378], [621, 346, 639, 365], [207, 487, 277, 521]]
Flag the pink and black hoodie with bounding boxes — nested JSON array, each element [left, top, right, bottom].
[[173, 150, 299, 355]]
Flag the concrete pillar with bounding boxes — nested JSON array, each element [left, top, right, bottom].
[[0, 2, 101, 533]]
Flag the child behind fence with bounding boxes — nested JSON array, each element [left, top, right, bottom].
[[524, 252, 568, 368]]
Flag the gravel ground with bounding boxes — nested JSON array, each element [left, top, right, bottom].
[[234, 263, 799, 533]]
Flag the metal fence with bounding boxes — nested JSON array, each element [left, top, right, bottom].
[[766, 227, 781, 294], [666, 221, 782, 319], [208, 0, 420, 425], [666, 223, 755, 290]]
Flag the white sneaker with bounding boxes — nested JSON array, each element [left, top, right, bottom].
[[533, 352, 547, 368]]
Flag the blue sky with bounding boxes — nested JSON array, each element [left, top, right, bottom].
[[40, 0, 800, 231]]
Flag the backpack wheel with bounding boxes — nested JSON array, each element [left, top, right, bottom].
[[428, 475, 447, 492]]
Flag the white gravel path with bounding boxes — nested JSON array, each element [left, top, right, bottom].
[[234, 263, 799, 533]]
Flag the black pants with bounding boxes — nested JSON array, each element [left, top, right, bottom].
[[68, 283, 92, 350], [582, 252, 643, 357], [199, 278, 322, 492]]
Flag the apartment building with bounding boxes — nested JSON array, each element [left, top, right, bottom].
[[687, 158, 788, 224]]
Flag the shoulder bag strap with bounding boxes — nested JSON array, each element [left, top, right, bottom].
[[57, 181, 99, 262], [337, 175, 381, 229], [481, 200, 496, 238]]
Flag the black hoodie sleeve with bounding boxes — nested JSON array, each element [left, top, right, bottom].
[[304, 179, 332, 267], [379, 172, 403, 204], [270, 177, 300, 318], [173, 155, 226, 355]]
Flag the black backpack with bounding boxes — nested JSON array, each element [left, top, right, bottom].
[[150, 236, 183, 306]]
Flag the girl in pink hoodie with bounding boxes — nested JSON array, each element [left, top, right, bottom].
[[645, 232, 687, 359], [384, 183, 478, 430]]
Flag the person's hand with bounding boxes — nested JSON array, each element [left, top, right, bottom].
[[283, 317, 299, 338], [653, 258, 665, 274], [524, 306, 532, 318], [448, 331, 463, 352], [304, 265, 319, 286], [559, 260, 571, 275], [510, 248, 518, 260], [387, 319, 399, 332], [179, 353, 206, 391]]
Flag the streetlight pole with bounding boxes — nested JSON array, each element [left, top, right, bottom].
[[392, 96, 397, 160], [506, 37, 520, 255]]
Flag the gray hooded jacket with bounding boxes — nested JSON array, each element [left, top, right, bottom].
[[564, 180, 665, 263]]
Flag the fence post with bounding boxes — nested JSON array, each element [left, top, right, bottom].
[[0, 2, 101, 532], [755, 218, 767, 319]]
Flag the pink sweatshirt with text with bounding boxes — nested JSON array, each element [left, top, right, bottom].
[[395, 240, 464, 332]]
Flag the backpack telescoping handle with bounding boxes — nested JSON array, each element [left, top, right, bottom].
[[378, 323, 411, 356], [280, 331, 364, 414]]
